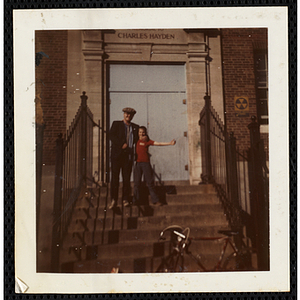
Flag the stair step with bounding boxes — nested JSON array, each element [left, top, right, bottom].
[[75, 192, 219, 208], [63, 225, 230, 247], [172, 184, 216, 195], [61, 250, 238, 273], [60, 238, 229, 264], [68, 211, 228, 232], [72, 202, 223, 219], [92, 183, 216, 196]]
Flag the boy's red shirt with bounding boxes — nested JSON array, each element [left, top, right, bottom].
[[136, 139, 154, 162]]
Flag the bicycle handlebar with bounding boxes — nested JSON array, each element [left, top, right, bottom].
[[159, 225, 184, 240], [159, 225, 191, 250], [159, 225, 240, 243]]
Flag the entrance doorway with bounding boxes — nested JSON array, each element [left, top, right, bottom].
[[109, 64, 189, 181]]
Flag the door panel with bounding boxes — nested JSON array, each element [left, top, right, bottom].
[[147, 93, 189, 181]]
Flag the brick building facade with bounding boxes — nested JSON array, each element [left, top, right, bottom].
[[221, 28, 268, 153], [35, 28, 268, 181]]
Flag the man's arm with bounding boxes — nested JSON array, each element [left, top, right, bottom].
[[110, 121, 126, 148]]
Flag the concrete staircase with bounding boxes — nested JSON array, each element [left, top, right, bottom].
[[59, 184, 231, 273]]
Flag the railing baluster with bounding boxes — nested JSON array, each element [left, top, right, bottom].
[[98, 120, 101, 185], [204, 94, 212, 182], [51, 134, 64, 272]]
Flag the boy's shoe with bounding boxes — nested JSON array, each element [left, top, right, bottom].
[[108, 200, 117, 209], [123, 200, 130, 207]]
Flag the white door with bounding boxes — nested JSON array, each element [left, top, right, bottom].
[[109, 64, 189, 181]]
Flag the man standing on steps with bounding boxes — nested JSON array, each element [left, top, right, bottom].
[[109, 107, 139, 209]]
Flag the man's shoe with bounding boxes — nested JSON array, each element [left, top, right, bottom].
[[108, 200, 117, 210], [123, 200, 130, 207]]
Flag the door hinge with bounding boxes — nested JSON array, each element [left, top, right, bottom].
[[183, 99, 186, 105], [185, 164, 189, 171], [184, 131, 187, 137]]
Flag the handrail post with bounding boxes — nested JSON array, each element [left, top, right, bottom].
[[36, 123, 45, 241], [228, 132, 239, 220], [204, 94, 213, 183], [228, 132, 243, 248], [98, 119, 102, 186], [51, 133, 64, 272], [80, 91, 88, 188], [248, 116, 269, 270]]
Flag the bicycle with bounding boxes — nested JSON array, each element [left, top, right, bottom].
[[155, 225, 255, 272]]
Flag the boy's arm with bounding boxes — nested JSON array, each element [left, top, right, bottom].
[[153, 139, 176, 146]]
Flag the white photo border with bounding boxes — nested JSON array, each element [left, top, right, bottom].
[[14, 7, 289, 294]]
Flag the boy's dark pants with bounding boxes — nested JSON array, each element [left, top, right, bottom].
[[133, 162, 159, 204]]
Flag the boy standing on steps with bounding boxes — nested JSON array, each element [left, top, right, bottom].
[[132, 126, 176, 206]]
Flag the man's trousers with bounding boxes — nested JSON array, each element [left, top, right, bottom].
[[111, 152, 133, 203]]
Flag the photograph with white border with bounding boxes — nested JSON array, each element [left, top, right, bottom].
[[14, 7, 289, 293]]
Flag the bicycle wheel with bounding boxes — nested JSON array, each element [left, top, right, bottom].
[[221, 249, 253, 271], [156, 250, 185, 272], [157, 232, 184, 272], [156, 226, 186, 272]]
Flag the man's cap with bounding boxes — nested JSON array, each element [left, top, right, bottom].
[[122, 107, 136, 115]]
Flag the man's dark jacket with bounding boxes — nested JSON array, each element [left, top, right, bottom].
[[110, 120, 139, 158]]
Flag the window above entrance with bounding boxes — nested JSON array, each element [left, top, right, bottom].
[[109, 64, 186, 93]]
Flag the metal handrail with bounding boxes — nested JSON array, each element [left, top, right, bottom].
[[51, 92, 95, 271], [199, 97, 269, 270]]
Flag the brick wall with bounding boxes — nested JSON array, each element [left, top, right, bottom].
[[221, 28, 268, 152], [35, 30, 68, 165]]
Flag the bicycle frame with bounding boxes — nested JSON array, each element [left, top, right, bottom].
[[157, 225, 242, 272], [190, 235, 238, 271]]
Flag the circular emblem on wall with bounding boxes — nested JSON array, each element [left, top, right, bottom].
[[234, 96, 249, 117], [235, 97, 248, 110]]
